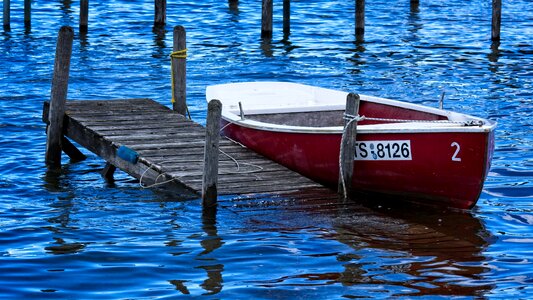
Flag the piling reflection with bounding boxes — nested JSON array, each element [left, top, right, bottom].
[[42, 167, 86, 255], [260, 37, 274, 57], [488, 41, 501, 63], [197, 206, 224, 294], [152, 25, 167, 56]]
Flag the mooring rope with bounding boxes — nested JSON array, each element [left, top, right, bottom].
[[217, 118, 264, 175], [338, 115, 364, 199], [139, 159, 177, 189], [344, 113, 484, 126]]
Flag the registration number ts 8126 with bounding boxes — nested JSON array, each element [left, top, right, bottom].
[[354, 140, 412, 161]]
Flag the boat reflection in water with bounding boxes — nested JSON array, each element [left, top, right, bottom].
[[229, 189, 494, 297]]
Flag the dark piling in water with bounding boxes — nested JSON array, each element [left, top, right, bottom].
[[338, 93, 360, 199], [45, 26, 74, 168], [410, 0, 419, 12], [3, 0, 10, 31], [261, 0, 273, 39], [202, 99, 222, 208], [283, 0, 290, 37], [228, 0, 238, 10], [171, 25, 187, 116], [154, 0, 166, 26], [355, 0, 365, 41], [24, 0, 30, 29], [80, 0, 89, 34], [491, 0, 502, 41]]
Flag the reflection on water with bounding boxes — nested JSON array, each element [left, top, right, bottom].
[[0, 0, 531, 298], [227, 191, 493, 297]]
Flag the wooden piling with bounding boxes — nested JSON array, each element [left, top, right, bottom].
[[171, 25, 187, 115], [338, 93, 360, 199], [24, 0, 30, 28], [3, 0, 10, 31], [80, 0, 89, 33], [45, 26, 74, 168], [101, 162, 116, 182], [355, 0, 365, 40], [202, 99, 222, 207], [154, 0, 166, 26], [261, 0, 273, 39], [491, 0, 502, 41], [228, 0, 238, 10], [283, 0, 290, 36]]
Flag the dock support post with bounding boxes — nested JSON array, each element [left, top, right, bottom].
[[355, 0, 365, 41], [80, 0, 89, 33], [45, 26, 74, 168], [261, 0, 273, 39], [491, 0, 502, 41], [338, 93, 360, 199], [283, 0, 290, 37], [101, 162, 116, 182], [24, 0, 31, 29], [202, 100, 222, 208], [171, 26, 187, 115], [3, 0, 10, 31], [154, 0, 166, 27]]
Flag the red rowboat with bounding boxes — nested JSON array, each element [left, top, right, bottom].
[[206, 82, 496, 209]]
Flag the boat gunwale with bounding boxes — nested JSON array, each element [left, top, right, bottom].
[[207, 82, 496, 134]]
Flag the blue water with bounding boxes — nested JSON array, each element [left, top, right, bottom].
[[1, 0, 531, 298]]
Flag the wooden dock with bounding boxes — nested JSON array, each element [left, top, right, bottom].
[[43, 98, 337, 202]]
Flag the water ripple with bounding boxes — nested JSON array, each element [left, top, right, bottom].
[[0, 0, 532, 298]]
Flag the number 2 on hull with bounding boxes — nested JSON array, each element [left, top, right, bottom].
[[451, 142, 461, 162]]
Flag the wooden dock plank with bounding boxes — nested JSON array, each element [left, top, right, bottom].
[[43, 98, 336, 202]]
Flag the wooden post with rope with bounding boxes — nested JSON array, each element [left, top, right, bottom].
[[3, 0, 10, 31], [338, 93, 360, 199], [261, 0, 273, 39], [491, 0, 502, 41], [171, 25, 187, 115], [355, 0, 365, 41], [80, 0, 89, 33], [202, 99, 222, 208], [154, 0, 166, 26]]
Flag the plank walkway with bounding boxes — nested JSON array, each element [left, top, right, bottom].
[[43, 98, 339, 201]]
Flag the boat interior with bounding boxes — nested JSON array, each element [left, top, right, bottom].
[[244, 100, 448, 127]]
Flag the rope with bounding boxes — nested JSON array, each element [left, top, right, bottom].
[[170, 49, 191, 119], [344, 113, 484, 126], [139, 162, 175, 189], [170, 49, 187, 59], [338, 116, 359, 200], [217, 120, 264, 175]]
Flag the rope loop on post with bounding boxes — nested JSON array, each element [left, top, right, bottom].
[[170, 48, 188, 59], [170, 48, 189, 119]]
